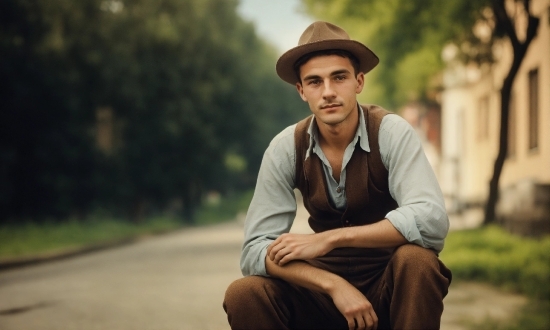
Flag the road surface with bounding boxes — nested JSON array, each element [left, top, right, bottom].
[[0, 207, 526, 329]]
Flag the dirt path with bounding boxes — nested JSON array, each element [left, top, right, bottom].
[[441, 282, 526, 329]]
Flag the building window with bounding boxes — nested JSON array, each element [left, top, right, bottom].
[[507, 92, 516, 158], [478, 95, 490, 140], [528, 69, 539, 151]]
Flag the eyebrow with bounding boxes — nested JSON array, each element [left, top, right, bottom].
[[302, 69, 351, 82]]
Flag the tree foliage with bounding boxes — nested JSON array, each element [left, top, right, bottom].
[[0, 0, 306, 223], [301, 0, 490, 107]]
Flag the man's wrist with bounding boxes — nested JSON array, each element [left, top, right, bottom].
[[322, 275, 350, 296], [323, 227, 351, 250], [315, 228, 343, 253]]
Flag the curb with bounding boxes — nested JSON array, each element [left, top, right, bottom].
[[0, 237, 139, 272]]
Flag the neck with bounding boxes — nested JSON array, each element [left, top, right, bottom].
[[317, 104, 359, 150]]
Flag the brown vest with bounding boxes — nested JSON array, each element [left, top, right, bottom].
[[294, 104, 398, 233], [294, 105, 399, 285]]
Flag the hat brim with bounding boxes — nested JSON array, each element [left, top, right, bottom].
[[276, 39, 379, 85]]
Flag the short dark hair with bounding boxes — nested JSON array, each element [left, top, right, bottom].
[[293, 49, 361, 84]]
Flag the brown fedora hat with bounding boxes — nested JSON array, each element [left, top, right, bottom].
[[276, 21, 379, 84]]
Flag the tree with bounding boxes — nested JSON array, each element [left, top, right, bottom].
[[301, 0, 541, 224], [483, 0, 539, 224], [0, 0, 103, 221], [0, 0, 305, 223]]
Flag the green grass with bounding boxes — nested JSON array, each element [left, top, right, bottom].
[[0, 216, 182, 260], [0, 190, 254, 261], [440, 225, 550, 329], [194, 190, 253, 225]]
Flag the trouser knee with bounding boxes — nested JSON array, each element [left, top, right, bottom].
[[381, 244, 452, 329], [390, 244, 452, 289], [392, 244, 438, 271], [224, 276, 286, 313], [223, 276, 290, 329], [224, 277, 256, 312]]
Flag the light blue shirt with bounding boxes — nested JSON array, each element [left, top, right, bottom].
[[241, 106, 449, 276]]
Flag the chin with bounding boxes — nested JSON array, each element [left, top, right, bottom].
[[318, 114, 346, 126]]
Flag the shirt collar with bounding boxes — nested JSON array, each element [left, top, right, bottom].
[[305, 104, 371, 160]]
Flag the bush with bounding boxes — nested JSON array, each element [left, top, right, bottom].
[[440, 225, 550, 329], [194, 190, 253, 225]]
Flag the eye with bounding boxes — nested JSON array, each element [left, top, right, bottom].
[[334, 75, 346, 81], [308, 79, 321, 86]]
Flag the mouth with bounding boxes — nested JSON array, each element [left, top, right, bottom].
[[320, 103, 342, 110]]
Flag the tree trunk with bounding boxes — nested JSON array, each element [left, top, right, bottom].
[[484, 68, 514, 224], [483, 0, 539, 224]]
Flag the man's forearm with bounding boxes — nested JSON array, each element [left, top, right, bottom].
[[265, 255, 344, 295], [328, 218, 408, 250], [266, 251, 379, 329], [265, 219, 407, 289], [267, 218, 408, 267]]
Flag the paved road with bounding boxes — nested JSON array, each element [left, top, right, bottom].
[[0, 209, 526, 330], [0, 222, 243, 330]]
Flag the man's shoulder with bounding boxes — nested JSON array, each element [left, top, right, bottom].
[[378, 113, 421, 164], [380, 113, 411, 133], [268, 124, 297, 152]]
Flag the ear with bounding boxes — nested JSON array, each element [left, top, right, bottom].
[[355, 72, 365, 94], [296, 82, 307, 102]]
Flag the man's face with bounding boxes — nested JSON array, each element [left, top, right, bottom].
[[296, 55, 364, 127]]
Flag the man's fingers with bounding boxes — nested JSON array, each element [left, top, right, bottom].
[[346, 317, 355, 330], [345, 309, 375, 330], [369, 308, 378, 330], [362, 308, 377, 330], [267, 235, 288, 260], [355, 315, 366, 330], [273, 249, 285, 264], [270, 246, 291, 265], [277, 252, 296, 266], [267, 240, 283, 261]]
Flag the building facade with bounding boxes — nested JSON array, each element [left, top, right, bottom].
[[439, 0, 550, 234]]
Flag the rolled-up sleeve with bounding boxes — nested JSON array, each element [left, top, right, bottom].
[[240, 125, 297, 276], [379, 115, 449, 252]]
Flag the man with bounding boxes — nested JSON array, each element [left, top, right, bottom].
[[224, 21, 451, 330]]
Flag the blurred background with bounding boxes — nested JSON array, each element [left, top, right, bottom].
[[0, 0, 549, 329]]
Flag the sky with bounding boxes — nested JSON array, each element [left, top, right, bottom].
[[236, 0, 315, 55]]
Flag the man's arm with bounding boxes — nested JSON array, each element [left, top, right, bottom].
[[268, 218, 406, 266], [265, 255, 378, 330], [240, 125, 297, 277], [264, 219, 401, 329], [381, 114, 449, 252]]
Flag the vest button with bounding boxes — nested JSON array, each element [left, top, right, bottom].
[[336, 186, 342, 193]]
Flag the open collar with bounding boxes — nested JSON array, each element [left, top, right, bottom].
[[304, 104, 371, 160]]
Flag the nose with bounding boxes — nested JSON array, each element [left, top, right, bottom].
[[322, 79, 336, 100]]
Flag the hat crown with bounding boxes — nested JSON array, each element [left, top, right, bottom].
[[276, 21, 378, 84], [298, 21, 350, 46]]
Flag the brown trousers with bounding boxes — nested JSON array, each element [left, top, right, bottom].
[[223, 244, 452, 330]]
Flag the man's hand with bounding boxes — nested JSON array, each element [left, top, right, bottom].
[[329, 279, 378, 330], [267, 232, 332, 266]]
